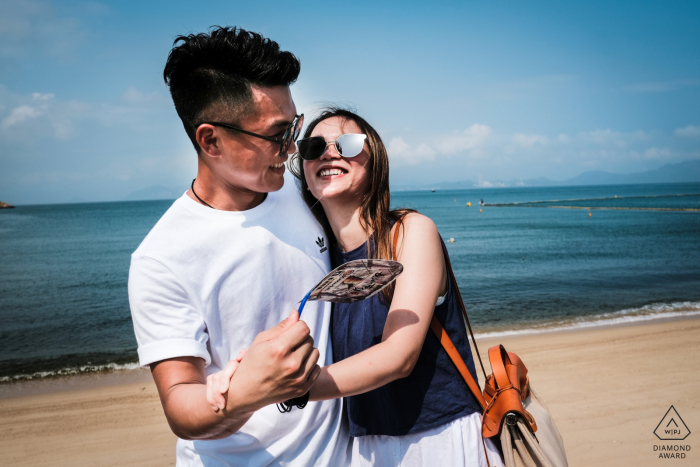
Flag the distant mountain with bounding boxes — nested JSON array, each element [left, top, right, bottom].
[[392, 160, 700, 190], [125, 185, 187, 201], [564, 160, 700, 186]]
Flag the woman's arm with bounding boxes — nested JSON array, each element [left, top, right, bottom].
[[308, 213, 448, 401]]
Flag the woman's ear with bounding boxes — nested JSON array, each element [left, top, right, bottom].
[[196, 124, 222, 158]]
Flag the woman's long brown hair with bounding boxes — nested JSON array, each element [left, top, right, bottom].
[[289, 107, 414, 302]]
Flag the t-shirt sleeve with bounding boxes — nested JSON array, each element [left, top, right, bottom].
[[128, 254, 211, 367]]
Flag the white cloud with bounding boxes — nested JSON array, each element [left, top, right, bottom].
[[122, 86, 165, 106], [388, 123, 493, 166], [436, 124, 491, 154], [388, 136, 411, 155], [1, 105, 44, 129], [581, 129, 628, 148], [388, 137, 436, 165], [0, 87, 170, 141], [387, 121, 696, 186], [0, 0, 86, 60], [643, 147, 672, 160], [0, 91, 90, 139], [32, 92, 55, 100], [1, 93, 57, 129], [674, 125, 700, 139], [513, 133, 548, 147]]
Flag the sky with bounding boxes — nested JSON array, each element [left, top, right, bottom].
[[0, 0, 699, 204]]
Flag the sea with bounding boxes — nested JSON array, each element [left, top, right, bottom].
[[1, 183, 699, 382]]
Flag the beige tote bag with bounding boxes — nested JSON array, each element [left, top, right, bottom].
[[501, 387, 568, 467]]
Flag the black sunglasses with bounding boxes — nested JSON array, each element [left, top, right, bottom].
[[198, 114, 304, 158], [297, 133, 368, 161]]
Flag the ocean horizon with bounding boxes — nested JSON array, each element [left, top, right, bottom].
[[1, 182, 699, 382]]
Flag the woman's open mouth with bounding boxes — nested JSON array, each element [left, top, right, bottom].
[[318, 168, 347, 177]]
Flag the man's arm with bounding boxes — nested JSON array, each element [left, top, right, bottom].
[[151, 310, 321, 440]]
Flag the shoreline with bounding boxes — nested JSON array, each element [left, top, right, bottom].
[[0, 366, 153, 400], [1, 316, 698, 466], [2, 306, 698, 397], [474, 304, 700, 340]]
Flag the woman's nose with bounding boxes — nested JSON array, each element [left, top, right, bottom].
[[319, 141, 341, 160]]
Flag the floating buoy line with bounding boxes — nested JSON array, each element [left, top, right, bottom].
[[482, 194, 700, 212]]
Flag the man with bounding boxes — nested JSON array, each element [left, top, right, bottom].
[[128, 27, 348, 466]]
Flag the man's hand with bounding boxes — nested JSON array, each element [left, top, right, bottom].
[[150, 309, 321, 440], [227, 309, 321, 413]]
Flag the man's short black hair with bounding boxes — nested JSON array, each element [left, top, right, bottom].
[[163, 26, 301, 150]]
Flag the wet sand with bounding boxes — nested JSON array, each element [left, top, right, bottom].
[[1, 317, 698, 466]]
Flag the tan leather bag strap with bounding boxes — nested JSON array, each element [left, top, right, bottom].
[[439, 240, 489, 381], [489, 345, 513, 390], [429, 315, 488, 409], [391, 217, 488, 409]]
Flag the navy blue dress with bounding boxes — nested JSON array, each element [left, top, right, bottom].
[[330, 235, 482, 437]]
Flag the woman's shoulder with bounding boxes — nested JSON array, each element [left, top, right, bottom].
[[394, 212, 438, 235], [392, 212, 441, 251]]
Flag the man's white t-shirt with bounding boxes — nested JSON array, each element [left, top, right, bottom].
[[129, 179, 348, 466]]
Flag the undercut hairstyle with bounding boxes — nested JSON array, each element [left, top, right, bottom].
[[289, 108, 415, 303], [163, 26, 301, 150]]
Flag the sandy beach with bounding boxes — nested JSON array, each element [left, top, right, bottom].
[[1, 316, 697, 467]]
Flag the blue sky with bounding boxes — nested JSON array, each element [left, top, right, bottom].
[[1, 0, 699, 204]]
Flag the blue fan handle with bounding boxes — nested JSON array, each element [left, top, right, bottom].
[[297, 289, 312, 317]]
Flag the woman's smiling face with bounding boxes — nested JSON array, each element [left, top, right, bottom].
[[303, 117, 371, 204]]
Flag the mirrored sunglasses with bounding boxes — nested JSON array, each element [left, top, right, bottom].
[[297, 134, 367, 161]]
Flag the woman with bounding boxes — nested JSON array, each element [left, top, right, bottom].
[[288, 108, 503, 467]]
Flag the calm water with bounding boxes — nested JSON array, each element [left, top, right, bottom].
[[1, 183, 699, 380]]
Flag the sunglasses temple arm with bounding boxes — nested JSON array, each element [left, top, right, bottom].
[[297, 289, 313, 317]]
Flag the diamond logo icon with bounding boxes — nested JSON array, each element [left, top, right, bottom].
[[654, 406, 691, 440]]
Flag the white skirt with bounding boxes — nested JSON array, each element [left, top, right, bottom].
[[350, 412, 504, 467]]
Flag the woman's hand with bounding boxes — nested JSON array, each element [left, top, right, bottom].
[[206, 348, 247, 412]]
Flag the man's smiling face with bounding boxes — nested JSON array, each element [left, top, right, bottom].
[[203, 85, 298, 195]]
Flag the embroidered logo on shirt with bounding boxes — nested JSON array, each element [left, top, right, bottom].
[[316, 237, 327, 253]]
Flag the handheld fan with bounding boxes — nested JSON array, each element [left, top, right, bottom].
[[278, 259, 403, 413], [297, 259, 404, 316]]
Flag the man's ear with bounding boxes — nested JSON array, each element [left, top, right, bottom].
[[196, 124, 222, 158]]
